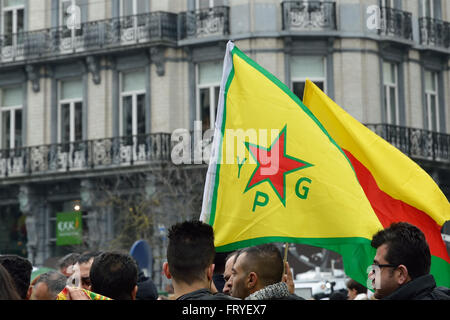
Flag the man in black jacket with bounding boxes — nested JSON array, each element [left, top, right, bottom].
[[369, 222, 450, 300], [163, 220, 237, 300]]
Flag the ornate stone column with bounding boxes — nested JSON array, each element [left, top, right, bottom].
[[18, 185, 45, 266], [80, 179, 106, 250]]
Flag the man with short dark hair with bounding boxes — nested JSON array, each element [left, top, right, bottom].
[[31, 271, 67, 300], [0, 255, 32, 299], [231, 244, 303, 300], [90, 252, 138, 300], [163, 220, 237, 300], [74, 251, 101, 290], [370, 222, 450, 300]]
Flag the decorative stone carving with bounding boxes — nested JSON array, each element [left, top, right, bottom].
[[18, 185, 41, 264], [150, 47, 165, 76], [86, 56, 101, 84], [18, 185, 34, 215], [80, 179, 106, 249], [25, 65, 40, 92], [80, 179, 94, 208]]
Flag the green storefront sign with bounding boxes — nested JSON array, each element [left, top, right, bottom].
[[56, 212, 82, 246]]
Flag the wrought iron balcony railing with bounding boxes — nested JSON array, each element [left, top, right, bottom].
[[419, 17, 450, 49], [0, 133, 172, 178], [366, 124, 450, 163], [0, 12, 178, 64], [0, 125, 448, 179], [178, 6, 229, 40], [282, 1, 336, 32], [378, 7, 413, 41]]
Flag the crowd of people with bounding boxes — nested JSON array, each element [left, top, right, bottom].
[[0, 220, 449, 300]]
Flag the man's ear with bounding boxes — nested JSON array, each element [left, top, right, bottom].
[[248, 272, 258, 290], [396, 264, 410, 285], [163, 262, 172, 279], [26, 285, 32, 300], [207, 264, 215, 282], [131, 285, 138, 300]]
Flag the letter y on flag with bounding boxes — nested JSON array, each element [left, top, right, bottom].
[[200, 41, 450, 287]]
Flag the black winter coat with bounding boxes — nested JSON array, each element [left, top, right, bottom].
[[177, 288, 240, 300], [383, 274, 450, 300]]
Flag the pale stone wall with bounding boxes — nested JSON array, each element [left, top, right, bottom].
[[87, 69, 109, 139], [89, 0, 109, 21], [26, 68, 47, 146], [28, 0, 51, 30], [405, 50, 423, 129]]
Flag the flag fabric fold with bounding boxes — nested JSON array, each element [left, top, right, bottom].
[[56, 287, 112, 300], [302, 79, 450, 287], [200, 41, 450, 287]]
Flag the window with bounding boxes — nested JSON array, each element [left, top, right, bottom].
[[121, 0, 146, 16], [196, 61, 222, 131], [59, 79, 83, 144], [380, 0, 395, 8], [424, 70, 439, 132], [120, 70, 146, 141], [383, 61, 400, 125], [0, 205, 26, 256], [0, 86, 22, 150], [60, 0, 82, 40], [120, 0, 147, 32], [1, 0, 25, 46], [291, 56, 326, 100], [196, 0, 226, 9], [421, 0, 434, 18]]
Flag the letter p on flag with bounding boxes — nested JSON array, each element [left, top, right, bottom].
[[200, 41, 450, 288]]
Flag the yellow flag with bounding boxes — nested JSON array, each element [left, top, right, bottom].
[[200, 42, 384, 286]]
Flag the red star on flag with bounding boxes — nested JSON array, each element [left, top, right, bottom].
[[244, 126, 313, 206]]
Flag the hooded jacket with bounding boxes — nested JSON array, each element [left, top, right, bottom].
[[176, 288, 240, 300], [383, 274, 450, 300]]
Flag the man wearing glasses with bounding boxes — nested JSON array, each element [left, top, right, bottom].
[[71, 251, 101, 290], [369, 222, 450, 300]]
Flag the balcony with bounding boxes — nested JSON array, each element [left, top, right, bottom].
[[366, 124, 450, 164], [0, 133, 173, 180], [282, 1, 336, 32], [0, 12, 178, 65], [178, 6, 229, 40], [419, 17, 450, 50], [378, 7, 413, 42]]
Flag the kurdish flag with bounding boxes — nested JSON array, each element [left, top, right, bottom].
[[303, 78, 450, 287], [200, 41, 450, 287]]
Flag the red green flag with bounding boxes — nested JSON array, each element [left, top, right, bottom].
[[303, 79, 450, 287], [200, 41, 450, 287]]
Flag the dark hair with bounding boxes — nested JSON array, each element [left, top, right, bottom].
[[0, 255, 32, 299], [58, 253, 80, 270], [226, 250, 240, 265], [77, 251, 101, 264], [346, 279, 367, 294], [371, 222, 431, 280], [90, 252, 138, 300], [240, 244, 284, 287], [166, 220, 215, 284], [329, 291, 348, 300], [35, 271, 67, 299], [0, 264, 21, 300]]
